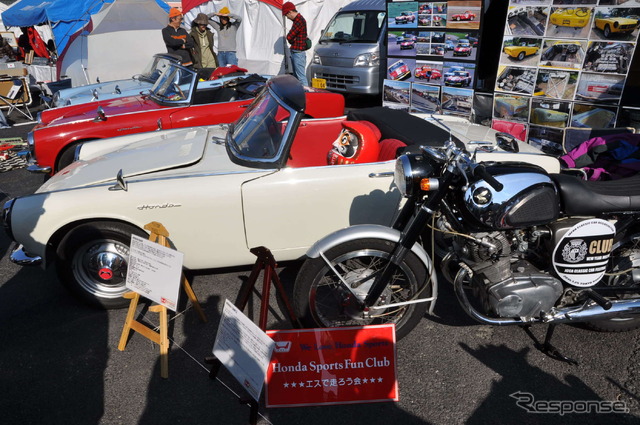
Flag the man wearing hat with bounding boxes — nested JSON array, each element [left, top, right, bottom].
[[162, 8, 194, 68], [208, 7, 242, 67], [283, 2, 308, 86], [190, 13, 218, 70]]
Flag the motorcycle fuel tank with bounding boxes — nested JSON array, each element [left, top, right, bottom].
[[462, 164, 560, 230]]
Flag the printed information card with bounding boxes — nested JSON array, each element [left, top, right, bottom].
[[125, 234, 183, 312], [212, 299, 276, 402], [266, 324, 398, 407]]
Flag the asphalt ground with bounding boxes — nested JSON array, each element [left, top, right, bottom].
[[1, 98, 640, 424]]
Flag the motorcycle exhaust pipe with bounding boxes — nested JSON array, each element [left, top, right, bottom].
[[453, 267, 640, 326]]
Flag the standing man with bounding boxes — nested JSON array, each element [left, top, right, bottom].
[[209, 7, 242, 67], [190, 13, 218, 70], [162, 8, 194, 68], [283, 2, 309, 86]]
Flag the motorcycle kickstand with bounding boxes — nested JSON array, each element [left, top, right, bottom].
[[521, 324, 578, 366]]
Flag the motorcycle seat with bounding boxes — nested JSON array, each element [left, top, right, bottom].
[[551, 173, 640, 215]]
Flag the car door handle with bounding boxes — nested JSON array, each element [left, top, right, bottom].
[[369, 172, 394, 178]]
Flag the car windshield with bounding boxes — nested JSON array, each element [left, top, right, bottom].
[[320, 11, 386, 43], [453, 71, 467, 76], [149, 64, 195, 103], [139, 55, 177, 83], [228, 89, 292, 161]]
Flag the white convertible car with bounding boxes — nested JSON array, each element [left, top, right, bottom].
[[3, 75, 559, 308]]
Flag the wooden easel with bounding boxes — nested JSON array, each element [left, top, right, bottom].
[[118, 221, 207, 379], [205, 246, 301, 424]]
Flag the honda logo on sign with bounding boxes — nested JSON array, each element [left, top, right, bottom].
[[274, 341, 291, 353]]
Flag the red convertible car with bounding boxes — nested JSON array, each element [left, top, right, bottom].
[[451, 11, 476, 21], [24, 64, 343, 175]]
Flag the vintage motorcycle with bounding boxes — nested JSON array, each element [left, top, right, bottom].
[[293, 136, 640, 361]]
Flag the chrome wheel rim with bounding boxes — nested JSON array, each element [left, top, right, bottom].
[[71, 239, 130, 299]]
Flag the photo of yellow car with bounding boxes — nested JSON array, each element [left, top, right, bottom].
[[549, 8, 592, 28], [504, 44, 540, 61], [594, 16, 639, 38]]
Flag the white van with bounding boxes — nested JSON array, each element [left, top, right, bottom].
[[307, 0, 387, 96]]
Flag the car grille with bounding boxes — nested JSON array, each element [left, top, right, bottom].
[[316, 73, 360, 90], [620, 24, 636, 30]]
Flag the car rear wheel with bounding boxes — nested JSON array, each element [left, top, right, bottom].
[[517, 52, 526, 61], [57, 221, 147, 309]]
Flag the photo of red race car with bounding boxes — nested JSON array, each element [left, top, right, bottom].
[[388, 60, 411, 80], [400, 40, 416, 49], [414, 66, 442, 81], [395, 12, 416, 24], [452, 11, 476, 21], [453, 40, 473, 56]]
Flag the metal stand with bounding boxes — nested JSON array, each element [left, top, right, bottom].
[[522, 324, 578, 365], [205, 246, 301, 424]]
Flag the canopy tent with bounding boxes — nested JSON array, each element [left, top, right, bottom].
[[58, 0, 171, 86], [183, 0, 353, 76], [1, 0, 169, 66]]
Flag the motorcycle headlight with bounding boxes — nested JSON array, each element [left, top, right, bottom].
[[354, 51, 380, 67], [2, 198, 15, 241], [394, 153, 435, 198], [312, 52, 322, 65]]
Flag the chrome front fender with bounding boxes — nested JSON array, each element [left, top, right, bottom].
[[306, 224, 438, 314]]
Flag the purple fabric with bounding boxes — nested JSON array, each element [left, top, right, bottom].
[[560, 133, 640, 180]]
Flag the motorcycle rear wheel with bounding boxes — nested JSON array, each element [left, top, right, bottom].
[[293, 238, 432, 340], [586, 233, 640, 332]]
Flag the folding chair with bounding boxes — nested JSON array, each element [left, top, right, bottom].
[[0, 78, 33, 121], [37, 77, 71, 108]]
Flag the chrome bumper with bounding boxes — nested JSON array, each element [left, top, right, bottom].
[[10, 243, 43, 266], [19, 150, 52, 174]]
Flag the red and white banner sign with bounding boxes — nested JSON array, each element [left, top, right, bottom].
[[265, 324, 398, 407]]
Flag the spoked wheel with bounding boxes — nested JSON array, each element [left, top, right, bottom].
[[293, 239, 433, 340], [586, 233, 640, 332], [57, 221, 147, 309]]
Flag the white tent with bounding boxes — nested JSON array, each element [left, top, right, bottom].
[[59, 0, 169, 86], [184, 0, 353, 76]]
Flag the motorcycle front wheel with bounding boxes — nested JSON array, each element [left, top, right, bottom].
[[293, 238, 432, 340]]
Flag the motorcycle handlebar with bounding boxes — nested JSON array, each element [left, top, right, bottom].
[[473, 165, 504, 192]]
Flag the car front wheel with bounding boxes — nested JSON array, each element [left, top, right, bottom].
[[57, 221, 147, 309], [604, 24, 611, 38]]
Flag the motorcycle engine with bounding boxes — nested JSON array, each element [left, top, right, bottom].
[[456, 230, 563, 319]]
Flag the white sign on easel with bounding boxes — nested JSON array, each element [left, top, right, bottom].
[[125, 234, 184, 312], [213, 299, 276, 401]]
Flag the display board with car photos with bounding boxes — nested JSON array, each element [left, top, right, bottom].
[[494, 0, 640, 156], [384, 1, 483, 118]]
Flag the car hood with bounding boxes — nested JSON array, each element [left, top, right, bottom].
[[59, 79, 151, 105], [44, 95, 157, 127], [38, 126, 242, 192]]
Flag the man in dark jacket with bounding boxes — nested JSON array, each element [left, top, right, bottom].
[[190, 13, 218, 70], [162, 8, 194, 68]]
